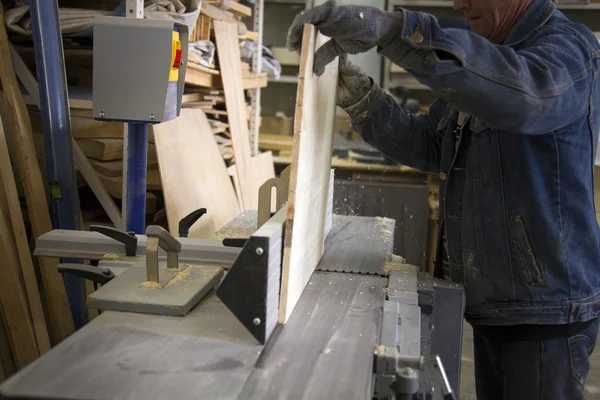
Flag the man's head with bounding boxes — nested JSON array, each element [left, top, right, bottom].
[[453, 0, 533, 43]]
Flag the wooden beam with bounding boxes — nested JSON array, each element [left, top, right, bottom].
[[0, 5, 75, 344], [278, 25, 339, 324], [0, 112, 50, 357], [214, 20, 256, 210], [0, 200, 39, 369]]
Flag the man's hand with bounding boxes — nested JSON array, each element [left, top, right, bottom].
[[337, 55, 373, 110], [287, 0, 403, 76]]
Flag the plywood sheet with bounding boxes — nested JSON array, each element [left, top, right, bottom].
[[152, 108, 240, 238], [228, 151, 276, 210], [214, 20, 255, 211], [278, 25, 339, 324]]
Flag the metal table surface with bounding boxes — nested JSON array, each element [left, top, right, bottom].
[[0, 215, 395, 400]]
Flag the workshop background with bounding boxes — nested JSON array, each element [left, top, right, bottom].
[[0, 0, 598, 398]]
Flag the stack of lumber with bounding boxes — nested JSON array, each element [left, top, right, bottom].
[[182, 88, 234, 161]]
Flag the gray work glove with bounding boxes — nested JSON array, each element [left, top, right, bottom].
[[287, 0, 403, 76], [337, 55, 373, 110]]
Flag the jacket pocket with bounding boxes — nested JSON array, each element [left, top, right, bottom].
[[510, 214, 544, 285]]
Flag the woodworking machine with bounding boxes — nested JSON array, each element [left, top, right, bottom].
[[0, 176, 465, 400]]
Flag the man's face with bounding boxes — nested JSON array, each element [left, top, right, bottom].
[[453, 0, 512, 40]]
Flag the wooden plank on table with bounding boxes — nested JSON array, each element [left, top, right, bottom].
[[0, 113, 50, 357], [227, 151, 276, 210], [0, 6, 75, 344], [152, 108, 241, 238], [214, 20, 256, 210], [278, 25, 339, 324]]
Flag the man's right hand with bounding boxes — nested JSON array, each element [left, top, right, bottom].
[[337, 55, 374, 110]]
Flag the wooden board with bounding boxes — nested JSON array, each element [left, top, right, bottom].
[[0, 6, 75, 344], [214, 20, 255, 210], [0, 197, 39, 369], [152, 108, 241, 238], [0, 113, 50, 357], [271, 47, 301, 66], [227, 151, 276, 210], [88, 158, 158, 178], [278, 25, 339, 324], [97, 169, 162, 199], [77, 138, 157, 162]]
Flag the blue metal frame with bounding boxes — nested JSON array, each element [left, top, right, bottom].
[[125, 123, 148, 233], [30, 0, 86, 329]]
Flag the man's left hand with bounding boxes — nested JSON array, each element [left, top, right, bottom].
[[287, 0, 403, 76]]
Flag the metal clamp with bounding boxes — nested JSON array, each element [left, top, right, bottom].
[[257, 178, 285, 229], [57, 263, 115, 285], [90, 225, 137, 256], [178, 208, 207, 237], [145, 225, 182, 283]]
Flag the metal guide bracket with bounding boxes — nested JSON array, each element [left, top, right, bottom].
[[217, 206, 286, 344]]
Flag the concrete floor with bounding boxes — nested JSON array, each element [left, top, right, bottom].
[[458, 323, 600, 399]]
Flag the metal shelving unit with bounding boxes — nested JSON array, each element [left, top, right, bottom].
[[249, 0, 265, 155]]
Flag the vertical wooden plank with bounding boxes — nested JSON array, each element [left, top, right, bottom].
[[278, 25, 339, 324], [0, 117, 50, 355], [0, 5, 75, 344], [0, 200, 39, 369], [213, 20, 255, 210], [152, 109, 241, 238], [0, 314, 15, 381]]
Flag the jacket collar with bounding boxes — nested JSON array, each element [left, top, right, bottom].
[[503, 0, 556, 46]]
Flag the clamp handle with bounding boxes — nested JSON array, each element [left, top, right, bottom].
[[90, 225, 137, 256], [58, 263, 115, 285], [145, 225, 182, 283], [179, 208, 207, 238]]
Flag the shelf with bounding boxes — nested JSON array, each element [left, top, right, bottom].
[[268, 75, 299, 83], [389, 0, 600, 10]]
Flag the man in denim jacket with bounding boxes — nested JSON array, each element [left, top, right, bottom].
[[289, 0, 600, 397]]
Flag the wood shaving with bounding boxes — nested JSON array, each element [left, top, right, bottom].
[[103, 253, 120, 260], [165, 267, 191, 287], [140, 281, 161, 289]]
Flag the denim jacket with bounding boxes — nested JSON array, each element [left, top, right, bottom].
[[345, 0, 600, 325]]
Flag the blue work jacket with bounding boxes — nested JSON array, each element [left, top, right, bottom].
[[345, 0, 600, 325]]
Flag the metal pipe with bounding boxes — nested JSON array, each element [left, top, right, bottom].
[[122, 0, 147, 234], [124, 123, 148, 233], [30, 0, 86, 328]]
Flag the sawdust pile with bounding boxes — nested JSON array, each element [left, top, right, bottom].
[[165, 267, 191, 287], [140, 281, 161, 289], [383, 254, 413, 275], [103, 253, 120, 260]]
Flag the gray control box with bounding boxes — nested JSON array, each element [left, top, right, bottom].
[[92, 16, 188, 123]]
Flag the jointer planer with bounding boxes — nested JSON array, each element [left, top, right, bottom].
[[0, 203, 465, 399]]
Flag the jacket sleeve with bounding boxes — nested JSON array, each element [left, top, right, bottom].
[[343, 80, 448, 173], [379, 9, 596, 134]]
